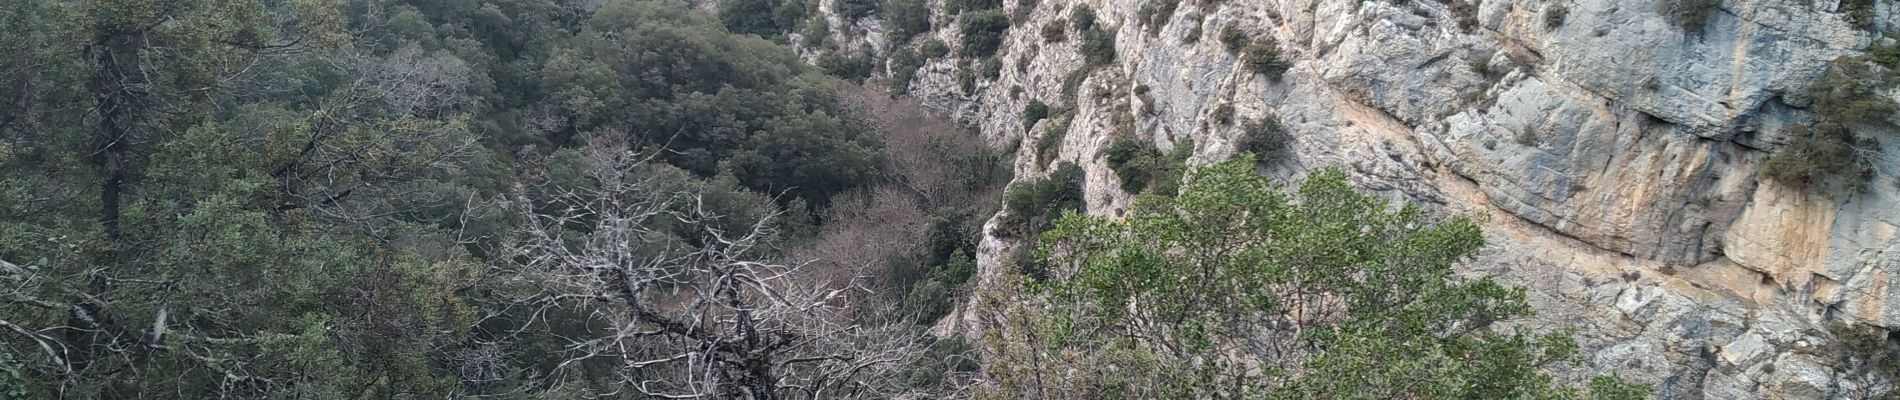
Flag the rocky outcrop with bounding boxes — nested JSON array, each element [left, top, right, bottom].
[[805, 0, 1900, 397]]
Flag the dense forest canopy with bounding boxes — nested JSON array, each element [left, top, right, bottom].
[[0, 0, 1645, 398]]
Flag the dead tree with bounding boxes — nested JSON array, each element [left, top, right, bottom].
[[508, 138, 929, 399]]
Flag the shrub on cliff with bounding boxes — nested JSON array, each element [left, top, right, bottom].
[[1023, 99, 1051, 130], [959, 10, 1011, 57], [833, 0, 881, 20], [1239, 117, 1292, 162], [885, 0, 932, 43], [1761, 56, 1895, 193], [978, 159, 1655, 399], [1105, 136, 1193, 196], [1242, 38, 1290, 80], [996, 161, 1085, 238], [1081, 26, 1117, 66]]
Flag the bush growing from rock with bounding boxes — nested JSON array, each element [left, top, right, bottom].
[[959, 10, 1011, 57], [922, 38, 951, 58], [1023, 99, 1051, 130], [997, 161, 1086, 238], [1081, 27, 1117, 66], [1242, 38, 1289, 80]]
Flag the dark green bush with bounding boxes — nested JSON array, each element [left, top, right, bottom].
[[818, 48, 876, 82], [900, 249, 979, 324], [800, 16, 830, 47], [720, 0, 808, 38], [1150, 139, 1194, 196], [958, 10, 1011, 57], [1042, 19, 1068, 42], [1242, 38, 1289, 80], [888, 47, 924, 94], [998, 161, 1086, 238], [900, 280, 952, 322], [1106, 137, 1157, 193], [981, 57, 1004, 79], [1023, 100, 1050, 130], [886, 0, 932, 43], [1081, 27, 1117, 66], [957, 62, 978, 93], [833, 0, 881, 20], [947, 0, 1004, 14], [1761, 57, 1895, 193], [1071, 4, 1097, 31], [1106, 136, 1193, 196], [922, 38, 951, 59], [898, 338, 980, 390], [1239, 117, 1292, 163]]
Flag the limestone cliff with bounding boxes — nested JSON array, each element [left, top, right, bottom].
[[804, 0, 1900, 397]]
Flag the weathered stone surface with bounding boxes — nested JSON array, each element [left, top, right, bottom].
[[809, 0, 1900, 397]]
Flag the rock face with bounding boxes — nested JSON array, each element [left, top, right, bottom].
[[805, 0, 1900, 397]]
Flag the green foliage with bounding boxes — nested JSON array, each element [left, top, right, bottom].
[[0, 0, 931, 395], [833, 0, 883, 20], [819, 48, 877, 82], [1762, 56, 1895, 193], [899, 337, 982, 390], [1042, 19, 1069, 42], [997, 162, 1086, 238], [984, 159, 1653, 398], [1024, 99, 1052, 130], [1081, 26, 1118, 66], [901, 249, 978, 322], [885, 0, 933, 43], [1106, 137, 1195, 196], [981, 56, 1004, 79], [720, 0, 809, 37], [1242, 38, 1290, 80], [922, 38, 952, 58], [958, 62, 980, 93], [1239, 117, 1293, 162], [888, 47, 925, 94], [959, 10, 1012, 57], [1663, 0, 1720, 32], [1071, 4, 1098, 31], [801, 15, 832, 47]]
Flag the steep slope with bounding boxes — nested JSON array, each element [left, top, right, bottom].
[[800, 0, 1899, 397]]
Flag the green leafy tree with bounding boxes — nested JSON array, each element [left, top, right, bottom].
[[979, 158, 1652, 399], [885, 0, 933, 43]]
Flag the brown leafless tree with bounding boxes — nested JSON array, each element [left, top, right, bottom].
[[506, 137, 933, 399]]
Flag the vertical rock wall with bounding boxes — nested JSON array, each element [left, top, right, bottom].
[[801, 0, 1900, 397]]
